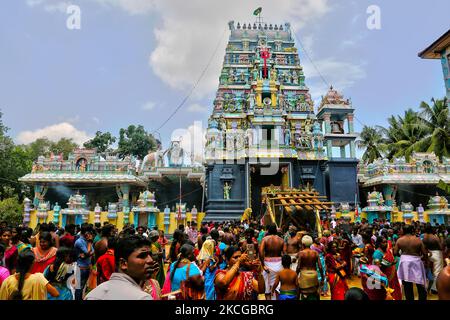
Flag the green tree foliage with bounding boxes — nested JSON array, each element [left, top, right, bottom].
[[117, 125, 157, 159], [50, 138, 79, 158], [356, 126, 386, 163], [23, 137, 78, 160], [418, 98, 449, 160], [0, 111, 32, 200], [0, 196, 23, 226], [25, 138, 53, 160], [360, 98, 449, 163], [378, 109, 429, 162], [83, 131, 116, 153]]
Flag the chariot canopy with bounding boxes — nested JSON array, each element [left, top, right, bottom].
[[261, 186, 333, 235]]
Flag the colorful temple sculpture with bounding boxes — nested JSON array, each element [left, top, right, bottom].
[[425, 194, 450, 225], [131, 190, 160, 230], [19, 147, 206, 231], [337, 202, 352, 221], [317, 86, 358, 203], [359, 152, 449, 224], [361, 190, 392, 223], [204, 20, 358, 221], [398, 202, 417, 224], [60, 193, 90, 226]]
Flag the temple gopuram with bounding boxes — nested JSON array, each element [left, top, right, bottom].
[[204, 20, 358, 221]]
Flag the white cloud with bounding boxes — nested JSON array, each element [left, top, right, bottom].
[[26, 0, 44, 7], [16, 122, 92, 145], [26, 0, 334, 99], [93, 0, 157, 15], [187, 103, 208, 113], [142, 101, 156, 111], [92, 117, 100, 124], [148, 0, 331, 98], [26, 0, 71, 13], [303, 58, 366, 100], [43, 1, 71, 13]]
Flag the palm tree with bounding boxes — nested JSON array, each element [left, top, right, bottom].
[[417, 98, 449, 160], [379, 109, 429, 161], [356, 126, 386, 163]]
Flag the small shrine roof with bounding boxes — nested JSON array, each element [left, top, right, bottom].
[[318, 86, 351, 113], [19, 172, 147, 186], [362, 173, 450, 187]]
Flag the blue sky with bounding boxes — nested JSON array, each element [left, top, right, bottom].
[[0, 0, 448, 158]]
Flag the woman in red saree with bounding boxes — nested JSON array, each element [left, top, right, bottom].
[[325, 241, 349, 300], [362, 231, 375, 265], [373, 236, 402, 300], [1, 228, 18, 273], [338, 232, 352, 278], [214, 246, 265, 300], [31, 231, 57, 274]]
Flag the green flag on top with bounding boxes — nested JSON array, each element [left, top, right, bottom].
[[253, 7, 262, 16]]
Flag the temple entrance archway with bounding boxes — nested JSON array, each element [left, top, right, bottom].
[[248, 162, 292, 219]]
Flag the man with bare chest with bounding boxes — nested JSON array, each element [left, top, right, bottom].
[[394, 224, 428, 300], [284, 229, 301, 271], [296, 235, 322, 300], [423, 224, 444, 294], [436, 265, 450, 300], [259, 224, 284, 300]]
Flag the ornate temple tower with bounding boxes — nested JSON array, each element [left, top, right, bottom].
[[205, 21, 327, 221], [317, 87, 359, 205]]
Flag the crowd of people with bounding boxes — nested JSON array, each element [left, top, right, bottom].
[[0, 217, 450, 300]]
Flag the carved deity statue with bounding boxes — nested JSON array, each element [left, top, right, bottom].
[[224, 182, 231, 200], [246, 128, 254, 147], [270, 67, 277, 80], [251, 66, 258, 81], [292, 71, 299, 84], [167, 141, 184, 167], [284, 127, 291, 146]]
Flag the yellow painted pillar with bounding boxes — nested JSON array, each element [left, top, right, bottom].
[[169, 212, 176, 234], [361, 212, 367, 221], [116, 212, 124, 231], [255, 82, 263, 107], [46, 211, 54, 224], [30, 210, 37, 229], [157, 212, 164, 231], [197, 212, 206, 226], [100, 212, 108, 225], [88, 211, 95, 225], [129, 212, 134, 226], [186, 212, 192, 224]]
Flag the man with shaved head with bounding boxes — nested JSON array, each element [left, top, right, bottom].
[[296, 235, 323, 300]]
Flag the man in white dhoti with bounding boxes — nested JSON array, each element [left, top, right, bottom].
[[260, 224, 284, 300], [423, 224, 444, 294]]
